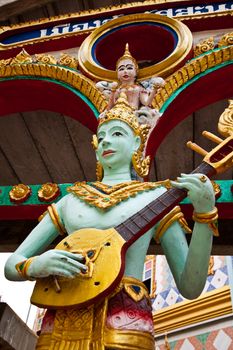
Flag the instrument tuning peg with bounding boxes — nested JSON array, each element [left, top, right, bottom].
[[202, 131, 223, 144], [186, 141, 208, 156]]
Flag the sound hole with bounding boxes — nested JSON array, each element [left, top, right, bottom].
[[94, 281, 100, 286], [105, 242, 111, 246], [44, 288, 49, 292], [87, 250, 95, 258]]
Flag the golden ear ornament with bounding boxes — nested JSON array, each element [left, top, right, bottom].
[[96, 161, 103, 181], [132, 151, 150, 178], [92, 134, 99, 150], [116, 43, 139, 72]]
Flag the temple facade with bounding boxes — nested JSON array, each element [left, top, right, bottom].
[[0, 1, 232, 349]]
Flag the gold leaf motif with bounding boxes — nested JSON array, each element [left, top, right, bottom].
[[218, 100, 233, 137], [59, 53, 78, 69], [11, 49, 32, 64], [35, 53, 57, 65], [218, 32, 233, 48], [0, 58, 12, 67], [194, 37, 215, 57]]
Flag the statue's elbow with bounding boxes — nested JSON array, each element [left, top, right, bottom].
[[179, 284, 204, 300]]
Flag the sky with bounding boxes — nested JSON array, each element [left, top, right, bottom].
[[0, 253, 38, 329]]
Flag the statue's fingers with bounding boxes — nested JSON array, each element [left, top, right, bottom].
[[55, 262, 82, 276], [178, 176, 202, 187], [181, 173, 210, 184], [56, 250, 85, 262], [171, 180, 194, 192], [52, 268, 76, 279], [66, 257, 87, 272]]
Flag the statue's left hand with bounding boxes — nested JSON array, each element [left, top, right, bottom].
[[171, 173, 215, 213]]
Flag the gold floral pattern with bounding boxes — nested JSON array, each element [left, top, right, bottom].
[[59, 53, 78, 69], [9, 183, 31, 203], [38, 183, 60, 202], [194, 37, 215, 57], [218, 32, 233, 48]]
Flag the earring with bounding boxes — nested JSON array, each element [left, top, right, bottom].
[[96, 161, 103, 181], [132, 150, 150, 178], [92, 135, 98, 150]]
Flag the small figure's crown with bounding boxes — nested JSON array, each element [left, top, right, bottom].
[[116, 43, 138, 72]]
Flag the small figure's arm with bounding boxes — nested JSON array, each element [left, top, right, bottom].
[[157, 173, 216, 299], [140, 77, 165, 107]]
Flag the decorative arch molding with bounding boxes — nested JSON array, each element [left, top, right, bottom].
[[0, 62, 107, 131], [147, 46, 233, 157]]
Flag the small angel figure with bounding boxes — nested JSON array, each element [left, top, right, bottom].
[[96, 43, 165, 126]]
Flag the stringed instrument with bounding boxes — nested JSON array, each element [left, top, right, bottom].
[[31, 132, 233, 309]]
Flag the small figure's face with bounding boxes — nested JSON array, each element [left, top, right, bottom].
[[96, 120, 140, 170], [117, 58, 137, 85]]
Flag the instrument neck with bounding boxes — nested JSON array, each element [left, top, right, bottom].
[[115, 162, 216, 244]]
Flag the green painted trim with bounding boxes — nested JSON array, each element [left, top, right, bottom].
[[0, 75, 99, 118], [160, 61, 233, 113], [0, 180, 232, 207]]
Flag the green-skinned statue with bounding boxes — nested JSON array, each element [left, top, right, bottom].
[[4, 93, 216, 350]]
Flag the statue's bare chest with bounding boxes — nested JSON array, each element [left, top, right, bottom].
[[62, 186, 166, 234]]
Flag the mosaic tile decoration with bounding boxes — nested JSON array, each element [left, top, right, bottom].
[[155, 326, 233, 350], [152, 256, 229, 311]]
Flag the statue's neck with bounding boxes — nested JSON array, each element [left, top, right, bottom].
[[101, 168, 132, 185]]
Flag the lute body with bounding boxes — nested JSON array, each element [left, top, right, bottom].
[[31, 227, 126, 309]]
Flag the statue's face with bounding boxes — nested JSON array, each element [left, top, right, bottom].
[[96, 120, 140, 170], [117, 58, 137, 85]]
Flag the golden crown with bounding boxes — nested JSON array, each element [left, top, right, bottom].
[[98, 92, 150, 156], [116, 43, 138, 71]]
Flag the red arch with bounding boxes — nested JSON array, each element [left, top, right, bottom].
[[146, 64, 233, 157], [0, 78, 98, 132]]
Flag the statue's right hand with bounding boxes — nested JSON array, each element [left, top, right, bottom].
[[27, 250, 87, 279]]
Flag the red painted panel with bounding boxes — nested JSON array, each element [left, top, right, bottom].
[[146, 64, 233, 157], [94, 24, 176, 70], [0, 79, 97, 132]]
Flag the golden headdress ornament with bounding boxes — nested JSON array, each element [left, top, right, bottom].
[[93, 92, 151, 179], [116, 43, 139, 72]]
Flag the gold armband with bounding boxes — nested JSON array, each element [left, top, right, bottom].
[[47, 203, 67, 236], [155, 206, 192, 244], [192, 207, 219, 236], [15, 256, 37, 281]]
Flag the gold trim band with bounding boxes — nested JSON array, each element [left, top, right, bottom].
[[105, 328, 155, 350], [155, 206, 191, 243], [192, 206, 219, 237], [47, 204, 66, 236], [192, 206, 218, 222], [15, 256, 37, 280], [153, 286, 232, 334]]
